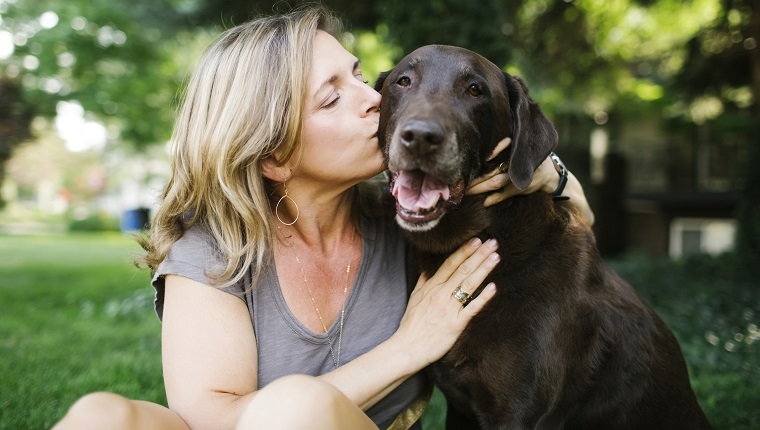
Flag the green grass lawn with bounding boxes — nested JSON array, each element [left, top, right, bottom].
[[0, 234, 164, 430], [1, 233, 758, 429]]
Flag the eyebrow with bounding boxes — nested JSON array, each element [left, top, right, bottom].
[[313, 59, 361, 100]]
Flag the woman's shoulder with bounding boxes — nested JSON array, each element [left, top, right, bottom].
[[152, 223, 254, 320], [168, 223, 221, 264], [154, 222, 228, 285]]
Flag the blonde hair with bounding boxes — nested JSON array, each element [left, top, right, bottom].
[[139, 5, 343, 287]]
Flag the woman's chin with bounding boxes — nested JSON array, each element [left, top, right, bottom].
[[365, 154, 386, 177]]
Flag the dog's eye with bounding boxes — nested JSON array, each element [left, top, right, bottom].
[[468, 84, 482, 97], [397, 76, 411, 87]]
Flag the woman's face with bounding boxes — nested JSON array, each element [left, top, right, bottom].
[[298, 30, 384, 186]]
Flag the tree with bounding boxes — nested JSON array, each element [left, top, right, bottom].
[[191, 0, 381, 29], [743, 0, 760, 269], [3, 0, 754, 251], [0, 78, 33, 208], [377, 0, 512, 68], [675, 0, 760, 270], [0, 0, 388, 152], [373, 0, 720, 116], [0, 0, 192, 150]]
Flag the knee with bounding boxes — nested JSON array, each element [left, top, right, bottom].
[[53, 392, 137, 430], [256, 374, 342, 411], [237, 375, 348, 429]]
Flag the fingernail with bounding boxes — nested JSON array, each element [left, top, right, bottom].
[[489, 252, 500, 261], [470, 238, 482, 247], [487, 239, 498, 248]]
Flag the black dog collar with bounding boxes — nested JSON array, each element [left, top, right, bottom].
[[549, 152, 570, 202]]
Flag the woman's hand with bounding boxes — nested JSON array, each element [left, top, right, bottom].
[[466, 137, 595, 224], [391, 237, 500, 369], [466, 137, 559, 205], [468, 152, 559, 206]]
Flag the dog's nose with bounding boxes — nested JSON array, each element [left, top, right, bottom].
[[400, 119, 444, 154]]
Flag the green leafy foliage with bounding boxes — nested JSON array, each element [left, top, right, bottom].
[[0, 0, 751, 146], [67, 211, 120, 231], [0, 0, 188, 149], [0, 78, 34, 207], [608, 251, 760, 429], [377, 0, 513, 67]]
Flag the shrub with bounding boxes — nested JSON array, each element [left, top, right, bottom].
[[608, 251, 760, 429], [68, 212, 121, 232]]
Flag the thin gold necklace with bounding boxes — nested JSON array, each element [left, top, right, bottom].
[[284, 226, 356, 369]]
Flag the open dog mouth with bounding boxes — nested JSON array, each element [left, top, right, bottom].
[[390, 170, 466, 225]]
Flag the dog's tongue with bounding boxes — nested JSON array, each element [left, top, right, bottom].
[[393, 170, 450, 211]]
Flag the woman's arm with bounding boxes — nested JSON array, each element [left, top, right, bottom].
[[161, 275, 259, 429], [160, 237, 499, 427], [319, 237, 499, 409], [551, 170, 595, 226], [515, 155, 595, 226]]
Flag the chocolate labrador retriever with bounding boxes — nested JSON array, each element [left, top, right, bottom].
[[375, 45, 711, 430]]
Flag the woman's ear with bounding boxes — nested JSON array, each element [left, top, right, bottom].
[[261, 157, 290, 182]]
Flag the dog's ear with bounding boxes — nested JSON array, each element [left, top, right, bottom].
[[374, 71, 391, 93], [503, 73, 558, 191]]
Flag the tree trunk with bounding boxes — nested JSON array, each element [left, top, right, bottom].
[[735, 0, 760, 272]]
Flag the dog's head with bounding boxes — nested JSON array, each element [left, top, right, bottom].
[[375, 45, 557, 232]]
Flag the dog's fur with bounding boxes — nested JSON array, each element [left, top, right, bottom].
[[375, 45, 711, 430]]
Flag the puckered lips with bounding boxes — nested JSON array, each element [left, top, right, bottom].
[[390, 169, 465, 226]]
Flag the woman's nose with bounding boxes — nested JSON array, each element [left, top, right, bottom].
[[363, 85, 381, 115]]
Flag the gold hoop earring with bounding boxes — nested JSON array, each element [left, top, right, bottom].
[[275, 187, 299, 225]]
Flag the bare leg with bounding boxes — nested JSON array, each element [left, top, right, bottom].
[[236, 374, 379, 430], [51, 392, 189, 430]]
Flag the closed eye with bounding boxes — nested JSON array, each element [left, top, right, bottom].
[[354, 61, 367, 84], [322, 95, 340, 109]]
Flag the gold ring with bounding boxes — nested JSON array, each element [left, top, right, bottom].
[[452, 286, 471, 305]]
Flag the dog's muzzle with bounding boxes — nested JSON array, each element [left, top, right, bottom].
[[390, 170, 465, 231]]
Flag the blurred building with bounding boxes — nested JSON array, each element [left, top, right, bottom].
[[559, 115, 742, 259]]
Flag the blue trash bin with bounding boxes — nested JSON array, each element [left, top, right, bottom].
[[121, 208, 150, 231]]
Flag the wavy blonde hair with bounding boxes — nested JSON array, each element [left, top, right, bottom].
[[139, 5, 343, 287]]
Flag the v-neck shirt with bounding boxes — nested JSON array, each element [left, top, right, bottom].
[[152, 214, 427, 429]]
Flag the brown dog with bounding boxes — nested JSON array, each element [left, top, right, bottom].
[[375, 45, 711, 430]]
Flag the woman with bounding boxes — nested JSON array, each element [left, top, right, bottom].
[[53, 5, 592, 430]]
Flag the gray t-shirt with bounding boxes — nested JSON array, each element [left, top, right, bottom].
[[152, 214, 427, 428]]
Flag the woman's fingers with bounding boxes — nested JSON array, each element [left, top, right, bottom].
[[467, 136, 512, 193], [430, 238, 499, 285], [458, 282, 497, 317], [443, 239, 500, 302], [423, 237, 482, 285], [399, 238, 501, 367], [418, 237, 500, 312], [487, 137, 512, 161], [482, 183, 518, 207], [467, 169, 510, 193], [414, 272, 430, 289], [471, 154, 562, 206]]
